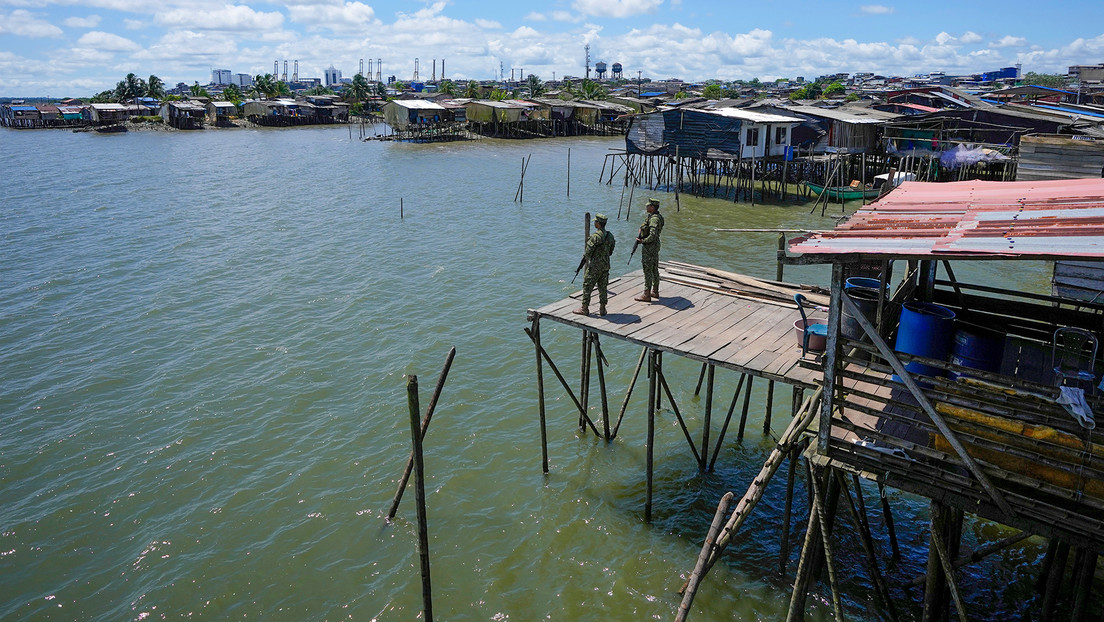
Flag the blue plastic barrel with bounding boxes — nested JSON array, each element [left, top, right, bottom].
[[844, 277, 885, 293], [894, 302, 956, 378], [949, 326, 1005, 380]]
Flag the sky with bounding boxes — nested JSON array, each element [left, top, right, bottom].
[[1, 0, 1103, 97]]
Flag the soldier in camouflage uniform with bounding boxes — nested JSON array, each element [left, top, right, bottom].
[[634, 198, 665, 302], [573, 213, 616, 317]]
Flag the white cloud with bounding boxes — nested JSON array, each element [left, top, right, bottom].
[[859, 5, 894, 15], [991, 35, 1027, 48], [573, 0, 663, 19], [0, 9, 64, 37], [63, 15, 102, 28], [960, 31, 983, 44], [524, 12, 548, 21], [76, 30, 141, 51], [287, 2, 378, 32], [934, 31, 956, 45], [474, 18, 501, 29], [124, 19, 145, 30], [155, 4, 284, 32]]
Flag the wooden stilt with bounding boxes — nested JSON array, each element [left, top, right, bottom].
[[736, 374, 754, 441], [612, 346, 648, 439], [580, 329, 591, 431], [593, 334, 611, 441], [1069, 546, 1097, 622], [779, 443, 800, 575], [693, 361, 708, 396], [522, 327, 600, 436], [1040, 541, 1070, 620], [786, 495, 821, 622], [533, 318, 549, 473], [923, 501, 950, 622], [929, 511, 969, 622], [810, 467, 845, 621], [406, 375, 433, 622], [836, 471, 899, 621], [702, 365, 714, 470], [879, 481, 901, 560], [388, 347, 457, 520], [763, 379, 775, 434], [707, 373, 746, 471], [646, 349, 657, 522]]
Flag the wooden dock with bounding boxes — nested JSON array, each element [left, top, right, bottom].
[[531, 261, 827, 389], [525, 261, 831, 521]]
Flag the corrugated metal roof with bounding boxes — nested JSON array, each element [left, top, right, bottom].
[[386, 99, 446, 110], [709, 107, 800, 124], [789, 178, 1104, 259], [783, 104, 900, 124]]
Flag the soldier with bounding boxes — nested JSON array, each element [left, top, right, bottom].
[[573, 213, 616, 317], [634, 198, 665, 302]]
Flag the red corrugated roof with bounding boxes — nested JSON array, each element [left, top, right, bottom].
[[789, 178, 1104, 259]]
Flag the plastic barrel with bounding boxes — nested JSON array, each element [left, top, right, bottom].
[[949, 326, 1005, 380], [842, 288, 881, 341], [845, 277, 886, 293], [893, 302, 956, 379]]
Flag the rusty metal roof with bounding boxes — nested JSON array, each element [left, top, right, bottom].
[[788, 178, 1104, 259]]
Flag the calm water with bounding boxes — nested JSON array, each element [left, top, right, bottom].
[[1, 126, 1054, 621]]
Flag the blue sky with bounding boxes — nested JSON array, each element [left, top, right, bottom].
[[1, 0, 1102, 97]]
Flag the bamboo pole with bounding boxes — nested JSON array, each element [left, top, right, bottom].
[[779, 444, 799, 574], [929, 509, 969, 622], [612, 346, 647, 439], [702, 365, 714, 471], [707, 373, 746, 471], [593, 334, 611, 441], [646, 349, 657, 522], [406, 374, 433, 622], [836, 471, 899, 622], [675, 492, 735, 622], [786, 490, 822, 622], [522, 327, 601, 436], [681, 388, 822, 599], [388, 347, 457, 520], [735, 375, 754, 441], [567, 147, 571, 197]]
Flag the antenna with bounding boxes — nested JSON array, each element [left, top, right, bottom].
[[500, 61, 504, 81], [585, 44, 590, 80]]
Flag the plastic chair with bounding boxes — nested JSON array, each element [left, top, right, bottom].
[[794, 293, 828, 356], [1052, 326, 1098, 393]]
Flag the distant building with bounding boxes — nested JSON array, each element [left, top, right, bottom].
[[212, 69, 231, 85], [1069, 64, 1104, 83], [233, 73, 253, 88], [324, 66, 342, 87]]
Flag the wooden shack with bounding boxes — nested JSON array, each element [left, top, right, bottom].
[[773, 177, 1104, 620]]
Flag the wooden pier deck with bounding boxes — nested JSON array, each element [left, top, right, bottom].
[[531, 261, 827, 389]]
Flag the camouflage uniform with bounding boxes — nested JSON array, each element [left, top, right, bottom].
[[638, 210, 664, 295], [581, 227, 616, 312]]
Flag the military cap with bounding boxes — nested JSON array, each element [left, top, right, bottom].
[[646, 198, 660, 207], [594, 213, 608, 224]]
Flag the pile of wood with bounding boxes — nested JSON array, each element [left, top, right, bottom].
[[659, 260, 830, 308]]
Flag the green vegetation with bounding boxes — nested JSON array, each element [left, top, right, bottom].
[[464, 80, 481, 98], [1020, 72, 1071, 89], [437, 80, 457, 97], [579, 78, 607, 100], [222, 84, 243, 103], [526, 74, 547, 98], [702, 83, 722, 99], [822, 81, 846, 98]]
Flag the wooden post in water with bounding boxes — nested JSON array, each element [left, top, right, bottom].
[[701, 364, 714, 471], [579, 213, 591, 429], [567, 147, 571, 197], [533, 317, 549, 473], [645, 349, 657, 522], [388, 347, 456, 520], [406, 375, 433, 621], [400, 197, 404, 219]]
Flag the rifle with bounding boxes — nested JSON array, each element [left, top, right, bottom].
[[571, 256, 587, 283], [627, 239, 640, 265]]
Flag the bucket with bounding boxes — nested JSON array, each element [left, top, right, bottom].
[[845, 277, 887, 294], [949, 326, 1005, 380], [893, 302, 956, 379], [842, 288, 882, 342], [794, 319, 827, 352]]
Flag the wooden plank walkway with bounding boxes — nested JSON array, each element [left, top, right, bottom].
[[531, 263, 826, 389]]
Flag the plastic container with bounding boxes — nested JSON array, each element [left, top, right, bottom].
[[893, 302, 956, 378], [842, 288, 882, 342], [949, 326, 1005, 380], [794, 319, 827, 352], [844, 277, 887, 294]]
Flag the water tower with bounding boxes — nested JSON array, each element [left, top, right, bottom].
[[612, 63, 623, 80], [595, 61, 608, 80]]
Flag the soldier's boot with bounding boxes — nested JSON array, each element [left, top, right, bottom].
[[598, 305, 607, 316], [651, 286, 660, 299], [572, 306, 590, 316], [634, 289, 652, 302]]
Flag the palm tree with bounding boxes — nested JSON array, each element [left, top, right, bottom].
[[437, 80, 457, 97], [222, 84, 243, 102], [489, 88, 508, 101], [560, 79, 576, 100], [189, 82, 210, 98], [251, 74, 278, 99], [147, 74, 165, 101], [579, 79, 607, 100], [345, 73, 370, 103], [464, 80, 481, 98], [526, 74, 546, 98]]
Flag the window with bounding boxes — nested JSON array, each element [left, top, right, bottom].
[[776, 126, 788, 144], [746, 127, 760, 146]]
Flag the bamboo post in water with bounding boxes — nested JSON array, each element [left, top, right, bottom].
[[533, 317, 549, 473], [567, 147, 571, 197], [645, 349, 657, 522], [406, 375, 433, 622], [400, 197, 404, 219], [387, 347, 456, 520], [675, 491, 735, 622]]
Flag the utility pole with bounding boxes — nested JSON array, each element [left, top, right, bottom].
[[638, 70, 642, 96], [585, 44, 591, 80]]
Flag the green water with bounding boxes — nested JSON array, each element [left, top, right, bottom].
[[0, 126, 1055, 621]]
